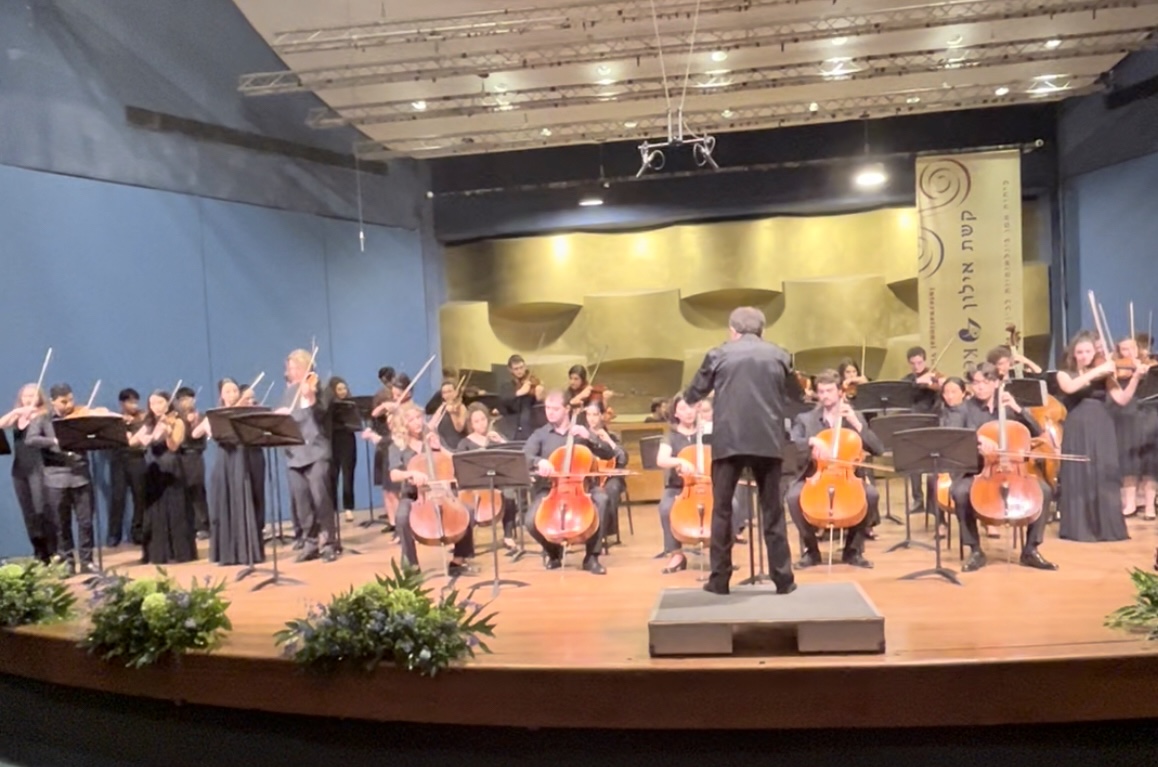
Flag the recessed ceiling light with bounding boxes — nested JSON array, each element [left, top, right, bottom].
[[721, 108, 735, 118], [579, 197, 603, 207], [540, 127, 552, 136], [597, 78, 615, 86], [494, 82, 508, 92], [623, 120, 638, 128], [832, 37, 848, 47], [411, 100, 427, 111], [854, 165, 887, 189], [596, 65, 611, 76], [947, 34, 964, 46], [906, 96, 921, 104], [710, 50, 728, 62], [1045, 39, 1061, 49], [808, 102, 819, 112], [994, 86, 1010, 96]]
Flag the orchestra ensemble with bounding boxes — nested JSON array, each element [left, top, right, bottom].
[[2, 305, 1155, 586]]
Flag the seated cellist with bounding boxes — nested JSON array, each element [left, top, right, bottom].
[[785, 370, 880, 569], [653, 394, 700, 574], [522, 390, 616, 574], [940, 363, 1057, 573]]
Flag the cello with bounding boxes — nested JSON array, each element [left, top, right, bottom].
[[407, 423, 471, 548], [797, 399, 869, 536], [968, 380, 1044, 529], [533, 427, 599, 547], [669, 416, 713, 546]]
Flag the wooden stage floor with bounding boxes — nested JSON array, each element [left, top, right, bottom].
[[4, 498, 1158, 730]]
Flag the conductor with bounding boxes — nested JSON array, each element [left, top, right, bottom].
[[683, 307, 795, 596]]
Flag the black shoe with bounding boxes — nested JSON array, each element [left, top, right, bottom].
[[321, 547, 337, 563], [662, 555, 687, 574], [842, 553, 873, 569], [106, 538, 121, 548], [582, 556, 606, 575], [77, 562, 96, 575], [292, 539, 305, 550], [962, 549, 987, 572], [1020, 548, 1057, 571], [702, 582, 729, 596], [777, 582, 798, 596], [544, 557, 562, 570], [794, 552, 821, 569], [448, 561, 476, 577], [295, 545, 319, 563]]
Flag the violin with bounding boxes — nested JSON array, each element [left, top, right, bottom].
[[798, 401, 869, 531], [407, 428, 470, 546], [669, 418, 713, 546], [533, 428, 599, 546], [794, 370, 815, 401], [968, 381, 1044, 528]]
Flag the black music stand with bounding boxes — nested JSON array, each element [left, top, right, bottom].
[[52, 415, 127, 578], [329, 400, 365, 556], [0, 429, 10, 456], [206, 407, 270, 582], [453, 450, 532, 599], [891, 427, 978, 586], [352, 396, 387, 530], [1136, 368, 1158, 403], [871, 413, 940, 550], [490, 442, 529, 561], [230, 412, 306, 592], [1006, 379, 1046, 408]]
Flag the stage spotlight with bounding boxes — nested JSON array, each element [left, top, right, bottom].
[[853, 165, 887, 189]]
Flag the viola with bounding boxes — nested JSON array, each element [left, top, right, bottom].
[[407, 432, 470, 546], [669, 422, 713, 546], [969, 383, 1043, 528], [798, 410, 868, 531], [534, 430, 599, 546]]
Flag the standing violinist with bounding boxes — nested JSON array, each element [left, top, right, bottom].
[[131, 390, 197, 565], [277, 349, 337, 563], [107, 388, 147, 547], [174, 387, 210, 541], [523, 390, 616, 574], [785, 370, 881, 569], [499, 355, 544, 441], [1109, 337, 1156, 519], [1, 384, 52, 562], [434, 378, 469, 449], [941, 363, 1057, 572], [901, 347, 942, 514], [683, 307, 795, 596], [388, 403, 475, 576]]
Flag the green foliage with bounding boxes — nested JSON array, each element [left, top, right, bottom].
[[82, 569, 232, 668], [0, 559, 76, 628], [1105, 568, 1158, 640], [275, 560, 496, 677]]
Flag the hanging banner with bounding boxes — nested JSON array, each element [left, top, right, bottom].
[[916, 149, 1023, 377]]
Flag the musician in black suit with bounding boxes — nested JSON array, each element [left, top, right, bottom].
[[278, 349, 336, 563], [785, 370, 882, 569], [683, 307, 795, 596]]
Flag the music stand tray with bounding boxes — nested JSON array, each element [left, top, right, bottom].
[[206, 406, 269, 446], [332, 400, 363, 432], [53, 415, 127, 578], [453, 449, 533, 599], [870, 413, 940, 534], [853, 381, 916, 415], [230, 412, 305, 591], [890, 427, 979, 586], [1137, 368, 1158, 404], [1005, 379, 1046, 408]]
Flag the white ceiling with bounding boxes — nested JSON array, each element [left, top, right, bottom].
[[233, 0, 1158, 158]]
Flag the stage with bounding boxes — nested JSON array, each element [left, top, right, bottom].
[[2, 502, 1157, 730]]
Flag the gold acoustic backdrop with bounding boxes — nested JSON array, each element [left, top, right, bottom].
[[442, 205, 1049, 419]]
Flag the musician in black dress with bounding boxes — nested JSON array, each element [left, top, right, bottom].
[[457, 403, 519, 549], [24, 384, 97, 575], [175, 387, 210, 541], [237, 384, 267, 532], [941, 364, 1056, 572], [326, 377, 358, 522], [1, 384, 53, 562], [523, 391, 616, 575], [1109, 337, 1156, 519], [278, 349, 337, 563], [131, 391, 197, 565], [108, 388, 147, 547], [785, 370, 880, 569], [683, 307, 795, 596], [653, 395, 702, 574]]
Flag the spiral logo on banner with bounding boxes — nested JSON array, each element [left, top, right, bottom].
[[917, 226, 946, 278], [917, 158, 972, 211]]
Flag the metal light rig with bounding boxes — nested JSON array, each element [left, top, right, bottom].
[[636, 107, 719, 177]]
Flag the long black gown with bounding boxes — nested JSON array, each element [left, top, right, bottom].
[[1058, 385, 1128, 542], [142, 436, 198, 564], [208, 442, 264, 566]]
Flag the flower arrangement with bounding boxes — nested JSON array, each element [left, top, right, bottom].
[[82, 569, 232, 668], [1105, 568, 1158, 640], [0, 559, 76, 628], [275, 561, 496, 677]]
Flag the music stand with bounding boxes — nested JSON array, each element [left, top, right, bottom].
[[206, 407, 270, 582], [1005, 379, 1046, 408], [230, 412, 306, 591], [1136, 368, 1158, 403], [871, 413, 939, 547], [491, 442, 529, 560], [329, 400, 365, 556], [453, 450, 532, 599], [0, 429, 10, 456], [891, 427, 978, 585], [352, 396, 387, 530], [852, 381, 915, 525], [52, 415, 127, 578]]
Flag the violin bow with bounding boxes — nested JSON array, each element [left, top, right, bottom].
[[860, 336, 867, 377], [397, 354, 438, 404], [245, 372, 265, 401], [258, 380, 277, 407], [163, 380, 184, 413], [928, 336, 956, 372], [85, 380, 101, 410], [288, 345, 320, 411], [1130, 301, 1135, 340], [1088, 291, 1111, 352], [33, 348, 52, 399]]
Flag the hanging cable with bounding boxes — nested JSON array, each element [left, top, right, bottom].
[[647, 0, 673, 115]]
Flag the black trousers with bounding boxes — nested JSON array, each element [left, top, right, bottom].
[[709, 455, 793, 592], [950, 475, 1052, 550], [288, 459, 336, 548], [108, 451, 147, 544], [330, 431, 357, 511], [526, 487, 610, 561], [180, 452, 209, 534], [46, 483, 94, 565], [12, 472, 52, 562], [785, 479, 875, 559]]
